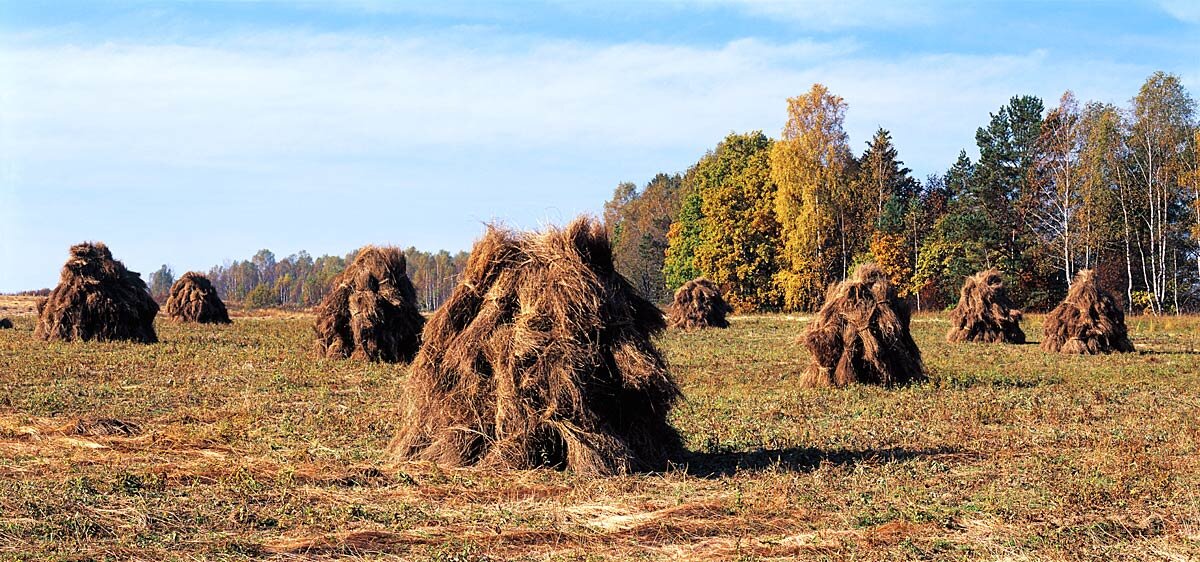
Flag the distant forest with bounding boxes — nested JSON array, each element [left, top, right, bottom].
[[146, 248, 469, 311]]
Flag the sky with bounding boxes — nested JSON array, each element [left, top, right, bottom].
[[1, 1, 1198, 292]]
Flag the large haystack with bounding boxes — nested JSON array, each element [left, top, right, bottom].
[[164, 272, 231, 324], [35, 242, 158, 343], [1041, 269, 1135, 354], [667, 277, 732, 330], [946, 269, 1025, 344], [388, 217, 681, 475], [800, 263, 925, 387], [313, 246, 424, 363]]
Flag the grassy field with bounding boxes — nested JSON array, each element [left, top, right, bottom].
[[0, 307, 1198, 561], [0, 296, 39, 317]]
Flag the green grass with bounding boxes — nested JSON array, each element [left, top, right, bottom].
[[0, 311, 1197, 560]]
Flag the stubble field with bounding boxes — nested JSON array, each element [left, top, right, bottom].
[[1, 300, 1198, 561]]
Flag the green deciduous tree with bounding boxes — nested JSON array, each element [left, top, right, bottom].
[[663, 132, 782, 310], [692, 132, 782, 311]]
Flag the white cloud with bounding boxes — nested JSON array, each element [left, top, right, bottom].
[[0, 29, 1163, 182], [1, 27, 1190, 290], [0, 32, 856, 168], [1159, 0, 1200, 24]]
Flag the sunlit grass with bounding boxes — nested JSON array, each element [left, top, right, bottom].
[[0, 310, 1197, 560]]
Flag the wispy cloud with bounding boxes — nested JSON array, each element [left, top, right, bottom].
[[0, 26, 1190, 290], [700, 0, 943, 29], [1159, 0, 1200, 24], [0, 29, 1158, 177], [0, 32, 858, 167]]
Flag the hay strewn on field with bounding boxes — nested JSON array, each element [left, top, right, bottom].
[[1041, 269, 1135, 354], [388, 217, 681, 475], [164, 272, 231, 324], [800, 263, 925, 387], [0, 318, 11, 329], [313, 246, 424, 363], [946, 269, 1025, 344], [667, 277, 732, 330], [34, 242, 158, 343]]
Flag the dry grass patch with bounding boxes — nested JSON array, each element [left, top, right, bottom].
[[0, 311, 1198, 560]]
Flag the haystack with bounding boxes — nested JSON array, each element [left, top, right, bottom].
[[0, 318, 12, 329], [800, 263, 925, 387], [1041, 269, 1134, 354], [313, 246, 424, 363], [35, 242, 158, 343], [946, 269, 1025, 344], [164, 272, 231, 324], [667, 277, 732, 330], [388, 217, 681, 475]]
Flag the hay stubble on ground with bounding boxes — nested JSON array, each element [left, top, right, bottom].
[[0, 311, 1198, 560]]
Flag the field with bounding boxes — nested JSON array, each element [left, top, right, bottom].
[[1, 304, 1199, 561]]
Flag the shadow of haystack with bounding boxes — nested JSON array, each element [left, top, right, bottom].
[[35, 242, 158, 343], [946, 269, 1025, 344], [165, 272, 231, 324], [0, 318, 11, 329], [388, 217, 681, 475], [681, 445, 964, 478], [667, 277, 732, 330], [1041, 269, 1134, 354], [314, 246, 425, 363], [800, 263, 925, 387]]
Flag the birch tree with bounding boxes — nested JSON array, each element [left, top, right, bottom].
[[771, 84, 853, 311], [1030, 91, 1084, 286], [1125, 71, 1196, 313]]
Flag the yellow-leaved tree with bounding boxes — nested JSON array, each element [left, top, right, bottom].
[[869, 232, 913, 296], [770, 84, 854, 311]]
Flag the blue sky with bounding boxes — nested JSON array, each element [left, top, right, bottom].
[[1, 0, 1198, 292]]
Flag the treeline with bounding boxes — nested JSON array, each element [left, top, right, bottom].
[[606, 72, 1200, 313], [147, 248, 470, 310]]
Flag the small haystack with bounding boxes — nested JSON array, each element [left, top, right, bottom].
[[164, 272, 231, 324], [313, 246, 424, 363], [388, 217, 681, 475], [800, 263, 925, 387], [0, 318, 12, 329], [667, 277, 732, 330], [35, 242, 158, 343], [946, 269, 1025, 344], [1041, 269, 1135, 354]]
